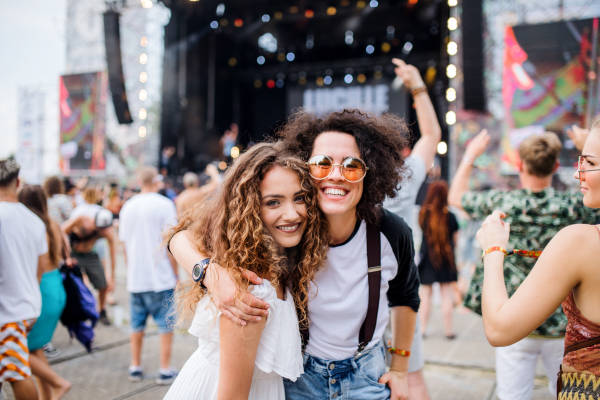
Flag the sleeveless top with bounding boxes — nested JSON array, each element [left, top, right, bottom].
[[188, 280, 304, 381], [561, 225, 600, 375]]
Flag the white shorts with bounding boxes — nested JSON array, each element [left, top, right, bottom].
[[495, 336, 564, 400]]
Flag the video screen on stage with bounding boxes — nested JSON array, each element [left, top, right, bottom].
[[59, 72, 107, 173], [501, 19, 599, 173]]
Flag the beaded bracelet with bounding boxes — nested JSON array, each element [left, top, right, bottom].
[[388, 347, 411, 357], [410, 86, 428, 97]]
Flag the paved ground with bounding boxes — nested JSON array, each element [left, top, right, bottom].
[[2, 246, 554, 400]]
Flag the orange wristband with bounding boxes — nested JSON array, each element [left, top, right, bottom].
[[482, 246, 507, 259], [388, 347, 411, 357]]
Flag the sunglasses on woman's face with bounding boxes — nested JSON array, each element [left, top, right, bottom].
[[577, 156, 600, 186], [307, 155, 369, 183]]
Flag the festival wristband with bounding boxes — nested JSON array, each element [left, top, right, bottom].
[[410, 85, 428, 97], [388, 347, 411, 357], [462, 155, 475, 165], [482, 247, 543, 260], [482, 246, 507, 259]]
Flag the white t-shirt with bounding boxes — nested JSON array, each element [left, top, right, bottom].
[[382, 155, 427, 232], [304, 210, 420, 360], [70, 203, 103, 220], [0, 202, 48, 325], [119, 193, 178, 293]]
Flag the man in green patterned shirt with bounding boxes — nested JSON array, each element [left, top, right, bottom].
[[448, 127, 598, 399]]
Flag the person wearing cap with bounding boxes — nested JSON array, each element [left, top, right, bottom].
[[119, 166, 179, 385], [0, 159, 48, 400], [62, 188, 116, 326]]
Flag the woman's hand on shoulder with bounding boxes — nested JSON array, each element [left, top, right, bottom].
[[210, 264, 270, 326], [476, 210, 510, 251]]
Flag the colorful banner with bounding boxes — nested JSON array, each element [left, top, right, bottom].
[[59, 72, 107, 173]]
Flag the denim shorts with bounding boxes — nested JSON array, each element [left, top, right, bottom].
[[284, 340, 391, 400], [130, 289, 174, 334]]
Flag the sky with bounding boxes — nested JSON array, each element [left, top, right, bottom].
[[0, 0, 67, 158]]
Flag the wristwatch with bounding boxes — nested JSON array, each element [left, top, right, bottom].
[[192, 258, 211, 289]]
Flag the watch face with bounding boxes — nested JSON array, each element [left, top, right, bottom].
[[193, 265, 202, 281]]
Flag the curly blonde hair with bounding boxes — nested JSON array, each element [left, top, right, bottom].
[[166, 142, 329, 331]]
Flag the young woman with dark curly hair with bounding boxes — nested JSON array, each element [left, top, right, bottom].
[[169, 109, 420, 400], [164, 142, 329, 400]]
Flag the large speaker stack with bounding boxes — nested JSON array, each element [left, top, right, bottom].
[[103, 10, 133, 124], [461, 0, 485, 112]]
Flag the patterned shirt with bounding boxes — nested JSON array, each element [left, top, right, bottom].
[[462, 187, 600, 337]]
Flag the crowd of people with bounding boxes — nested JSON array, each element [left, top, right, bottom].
[[1, 57, 600, 400]]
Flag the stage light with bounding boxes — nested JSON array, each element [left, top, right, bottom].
[[437, 141, 448, 155], [254, 79, 262, 88], [220, 18, 228, 27], [446, 111, 456, 125], [234, 19, 243, 27], [447, 41, 458, 55], [374, 71, 382, 79], [324, 76, 332, 85], [306, 34, 314, 49], [140, 72, 148, 83], [210, 21, 218, 29], [402, 42, 413, 54], [340, 0, 350, 6], [409, 0, 418, 4], [231, 146, 240, 158], [290, 6, 299, 13], [257, 56, 265, 65], [139, 126, 147, 137], [446, 88, 456, 101], [139, 108, 147, 119], [141, 0, 153, 8], [448, 0, 457, 6], [305, 9, 314, 18], [381, 42, 391, 53], [267, 80, 275, 89], [387, 26, 395, 40], [287, 52, 295, 61], [357, 74, 367, 83], [259, 33, 277, 53], [370, 0, 378, 7], [344, 74, 353, 84], [218, 161, 227, 170], [448, 17, 458, 30], [276, 79, 284, 88], [228, 57, 237, 66], [327, 7, 337, 15], [446, 64, 457, 78], [277, 53, 285, 62], [262, 14, 270, 22], [216, 3, 225, 15], [366, 45, 375, 54], [299, 77, 307, 85], [357, 1, 366, 8], [316, 77, 324, 86], [140, 53, 148, 64], [345, 31, 353, 45], [274, 11, 283, 19], [139, 90, 147, 101], [140, 36, 148, 47]]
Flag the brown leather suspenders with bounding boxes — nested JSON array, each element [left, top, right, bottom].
[[300, 220, 382, 358]]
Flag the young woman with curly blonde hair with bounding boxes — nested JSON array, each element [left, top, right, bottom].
[[164, 142, 329, 400]]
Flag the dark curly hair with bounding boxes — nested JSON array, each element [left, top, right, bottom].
[[276, 108, 411, 223]]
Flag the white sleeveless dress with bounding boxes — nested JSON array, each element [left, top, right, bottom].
[[164, 280, 303, 400]]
